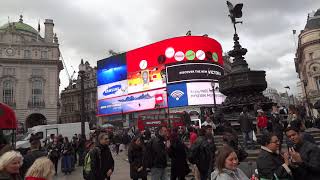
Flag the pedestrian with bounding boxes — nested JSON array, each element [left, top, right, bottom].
[[290, 119, 315, 144], [150, 126, 169, 180], [128, 135, 147, 180], [47, 137, 61, 175], [256, 132, 292, 179], [85, 132, 114, 180], [71, 135, 78, 167], [0, 151, 23, 180], [287, 105, 299, 124], [113, 132, 122, 155], [189, 126, 216, 180], [61, 137, 73, 174], [211, 146, 249, 180], [20, 134, 47, 177], [256, 109, 268, 134], [285, 126, 320, 180], [25, 157, 55, 180], [270, 114, 284, 153], [77, 134, 86, 166], [238, 107, 254, 149], [168, 130, 190, 180]]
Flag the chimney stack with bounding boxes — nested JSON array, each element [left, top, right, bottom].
[[44, 19, 54, 43]]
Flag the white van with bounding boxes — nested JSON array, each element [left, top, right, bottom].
[[16, 122, 90, 150]]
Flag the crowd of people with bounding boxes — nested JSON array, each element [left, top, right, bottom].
[[1, 103, 320, 180]]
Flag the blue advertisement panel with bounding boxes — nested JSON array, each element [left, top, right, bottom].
[[97, 53, 127, 86], [97, 88, 167, 116], [97, 80, 128, 100], [167, 83, 188, 108]]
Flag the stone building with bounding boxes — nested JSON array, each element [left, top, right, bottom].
[[263, 88, 280, 104], [59, 60, 97, 128], [0, 15, 63, 128], [295, 9, 320, 117]]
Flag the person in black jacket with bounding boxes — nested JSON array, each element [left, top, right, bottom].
[[20, 134, 47, 178], [61, 137, 73, 174], [47, 137, 61, 175], [128, 135, 147, 180], [238, 107, 254, 149], [150, 126, 169, 180], [168, 129, 190, 180], [290, 120, 316, 144], [285, 126, 320, 180], [256, 132, 292, 179], [89, 132, 114, 180], [189, 126, 216, 180]]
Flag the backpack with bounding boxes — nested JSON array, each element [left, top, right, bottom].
[[83, 147, 101, 180], [143, 138, 154, 169]]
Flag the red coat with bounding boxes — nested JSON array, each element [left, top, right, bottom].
[[25, 177, 47, 180], [257, 116, 268, 129]]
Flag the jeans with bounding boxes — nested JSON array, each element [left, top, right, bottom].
[[151, 168, 167, 180], [62, 155, 72, 173], [242, 131, 253, 148]]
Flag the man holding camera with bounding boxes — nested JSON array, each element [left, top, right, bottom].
[[285, 126, 320, 180]]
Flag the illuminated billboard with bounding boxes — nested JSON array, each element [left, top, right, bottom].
[[167, 82, 225, 108], [126, 36, 223, 73], [97, 88, 167, 116], [128, 65, 166, 93], [97, 53, 127, 86], [97, 80, 128, 100], [96, 36, 224, 117], [166, 62, 224, 84]]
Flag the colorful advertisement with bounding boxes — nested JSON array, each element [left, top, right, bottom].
[[166, 62, 224, 84], [97, 88, 167, 116], [97, 53, 127, 86], [126, 36, 223, 73], [186, 82, 225, 105], [97, 80, 128, 100], [167, 83, 188, 108], [167, 82, 225, 108], [128, 65, 166, 93]]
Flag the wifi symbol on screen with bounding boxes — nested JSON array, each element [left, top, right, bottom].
[[171, 90, 184, 100]]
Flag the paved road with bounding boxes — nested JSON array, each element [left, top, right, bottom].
[[53, 151, 131, 180]]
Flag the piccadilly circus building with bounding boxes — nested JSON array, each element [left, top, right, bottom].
[[96, 36, 226, 130]]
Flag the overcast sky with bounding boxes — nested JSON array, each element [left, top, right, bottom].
[[0, 0, 319, 95]]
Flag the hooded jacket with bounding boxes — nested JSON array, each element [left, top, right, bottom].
[[211, 168, 249, 180], [89, 143, 114, 180]]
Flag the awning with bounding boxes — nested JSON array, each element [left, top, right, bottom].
[[0, 103, 17, 129]]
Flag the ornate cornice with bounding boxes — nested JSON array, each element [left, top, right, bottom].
[[0, 58, 61, 65]]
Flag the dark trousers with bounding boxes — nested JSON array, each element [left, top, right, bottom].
[[170, 174, 186, 180], [50, 157, 59, 174], [132, 178, 147, 180], [200, 171, 208, 180]]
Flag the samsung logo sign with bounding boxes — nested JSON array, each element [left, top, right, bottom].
[[103, 85, 122, 96]]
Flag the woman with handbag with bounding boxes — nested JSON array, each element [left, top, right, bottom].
[[128, 136, 147, 180]]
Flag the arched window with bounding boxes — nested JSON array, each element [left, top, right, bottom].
[[3, 80, 14, 105], [32, 80, 43, 106]]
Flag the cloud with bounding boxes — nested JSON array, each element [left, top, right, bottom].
[[0, 0, 318, 95]]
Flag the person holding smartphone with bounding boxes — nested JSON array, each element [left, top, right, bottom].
[[285, 126, 320, 180]]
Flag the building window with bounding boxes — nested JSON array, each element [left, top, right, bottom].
[[32, 69, 43, 76], [3, 68, 15, 76], [315, 76, 320, 91], [32, 80, 43, 106], [3, 80, 14, 105], [41, 51, 47, 59], [309, 52, 314, 60], [24, 50, 31, 58]]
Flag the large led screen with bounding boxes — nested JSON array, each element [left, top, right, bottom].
[[167, 83, 188, 108], [167, 82, 225, 108], [97, 80, 128, 100], [128, 65, 166, 93], [97, 88, 168, 116], [186, 82, 225, 105], [97, 53, 127, 86], [126, 36, 223, 73], [166, 62, 224, 84]]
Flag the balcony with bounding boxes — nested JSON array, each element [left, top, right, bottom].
[[28, 101, 45, 109]]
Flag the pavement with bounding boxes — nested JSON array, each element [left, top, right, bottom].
[[53, 151, 131, 180]]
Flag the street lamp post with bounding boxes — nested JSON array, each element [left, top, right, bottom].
[[211, 81, 217, 112], [303, 80, 313, 118], [78, 59, 86, 137]]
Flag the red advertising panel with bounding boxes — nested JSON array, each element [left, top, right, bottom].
[[126, 36, 223, 73]]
